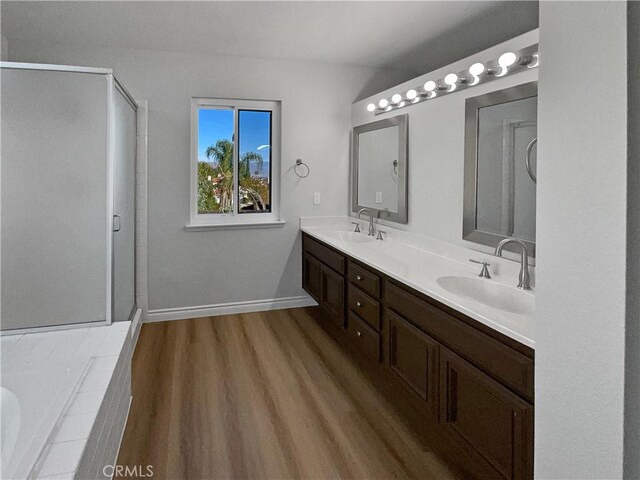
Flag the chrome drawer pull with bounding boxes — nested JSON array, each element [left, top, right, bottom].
[[356, 331, 362, 337], [356, 301, 362, 307], [356, 275, 362, 281]]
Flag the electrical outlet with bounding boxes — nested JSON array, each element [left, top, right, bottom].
[[313, 192, 321, 205], [375, 192, 383, 204]]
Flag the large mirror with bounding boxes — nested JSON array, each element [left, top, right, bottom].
[[351, 114, 408, 224], [463, 82, 537, 255]]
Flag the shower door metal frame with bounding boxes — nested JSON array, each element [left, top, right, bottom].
[[111, 76, 138, 325], [0, 62, 137, 333]]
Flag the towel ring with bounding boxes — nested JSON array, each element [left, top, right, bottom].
[[294, 158, 310, 178]]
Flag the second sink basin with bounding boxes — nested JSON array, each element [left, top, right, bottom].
[[436, 275, 534, 315], [324, 231, 375, 244]]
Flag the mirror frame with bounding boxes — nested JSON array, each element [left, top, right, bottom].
[[463, 81, 537, 256], [351, 114, 408, 224]]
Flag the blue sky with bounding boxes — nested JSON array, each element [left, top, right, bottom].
[[198, 109, 271, 177]]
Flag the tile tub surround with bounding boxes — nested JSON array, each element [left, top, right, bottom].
[[1, 316, 140, 479], [1, 359, 89, 480], [300, 217, 535, 348]]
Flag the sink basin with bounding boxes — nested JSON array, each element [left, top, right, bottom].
[[436, 276, 534, 315], [324, 231, 375, 244]]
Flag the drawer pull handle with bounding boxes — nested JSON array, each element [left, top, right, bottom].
[[356, 301, 362, 307], [357, 331, 362, 337], [356, 275, 362, 281]]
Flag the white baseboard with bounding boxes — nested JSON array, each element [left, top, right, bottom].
[[147, 295, 318, 323]]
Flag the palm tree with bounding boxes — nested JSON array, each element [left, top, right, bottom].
[[201, 139, 267, 212], [197, 161, 220, 213], [239, 151, 263, 179], [204, 139, 234, 212]]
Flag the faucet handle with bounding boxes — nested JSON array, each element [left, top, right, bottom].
[[469, 259, 491, 279], [351, 222, 361, 233]]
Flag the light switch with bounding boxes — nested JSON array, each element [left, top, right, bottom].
[[375, 192, 383, 204], [313, 192, 321, 205]]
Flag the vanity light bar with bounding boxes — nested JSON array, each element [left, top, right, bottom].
[[367, 44, 539, 115]]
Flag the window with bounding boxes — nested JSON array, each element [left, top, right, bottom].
[[189, 98, 282, 228]]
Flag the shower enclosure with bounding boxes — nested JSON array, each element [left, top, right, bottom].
[[1, 62, 137, 331]]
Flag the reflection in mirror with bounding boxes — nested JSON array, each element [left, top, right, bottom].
[[358, 126, 399, 211], [352, 114, 408, 224], [463, 82, 537, 255]]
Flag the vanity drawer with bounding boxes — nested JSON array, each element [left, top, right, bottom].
[[303, 234, 345, 274], [348, 261, 381, 298], [386, 282, 534, 401], [347, 312, 381, 363], [348, 284, 381, 331]]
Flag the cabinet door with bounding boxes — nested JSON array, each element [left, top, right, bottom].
[[439, 347, 533, 480], [321, 264, 345, 328], [303, 253, 321, 302], [387, 310, 439, 416]]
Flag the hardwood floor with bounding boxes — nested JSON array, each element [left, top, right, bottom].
[[117, 308, 459, 479]]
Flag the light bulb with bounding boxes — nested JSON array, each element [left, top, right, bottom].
[[406, 89, 418, 100], [378, 98, 389, 109], [423, 80, 437, 92], [496, 51, 518, 77], [444, 73, 459, 85], [391, 93, 402, 104], [527, 53, 540, 69], [444, 73, 459, 92], [468, 62, 485, 85], [422, 80, 437, 98], [367, 103, 376, 112], [469, 63, 485, 76], [498, 52, 517, 67]]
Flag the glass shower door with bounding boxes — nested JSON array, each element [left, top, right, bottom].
[[112, 85, 137, 322], [1, 68, 109, 330]]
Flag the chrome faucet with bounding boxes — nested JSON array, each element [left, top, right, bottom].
[[357, 208, 375, 236], [495, 238, 532, 290]]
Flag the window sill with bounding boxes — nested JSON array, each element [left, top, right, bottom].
[[184, 220, 287, 231]]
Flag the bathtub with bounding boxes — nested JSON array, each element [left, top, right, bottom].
[[1, 357, 90, 479]]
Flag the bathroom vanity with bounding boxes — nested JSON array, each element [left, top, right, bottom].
[[301, 226, 534, 480]]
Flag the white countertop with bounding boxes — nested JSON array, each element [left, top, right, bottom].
[[301, 218, 535, 349]]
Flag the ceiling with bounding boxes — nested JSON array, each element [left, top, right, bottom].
[[1, 1, 538, 75]]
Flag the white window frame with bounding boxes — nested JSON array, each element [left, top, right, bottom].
[[187, 97, 284, 230]]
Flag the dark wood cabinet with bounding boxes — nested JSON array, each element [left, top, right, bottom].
[[302, 252, 321, 302], [320, 264, 345, 328], [302, 235, 346, 329], [347, 284, 381, 331], [301, 232, 534, 480], [386, 282, 534, 402], [387, 310, 439, 415], [439, 347, 533, 480], [303, 234, 345, 274], [348, 260, 381, 297], [346, 312, 381, 363]]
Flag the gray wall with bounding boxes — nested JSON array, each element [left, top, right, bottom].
[[7, 41, 404, 312], [625, 0, 640, 477], [1, 34, 8, 60], [536, 2, 628, 477]]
